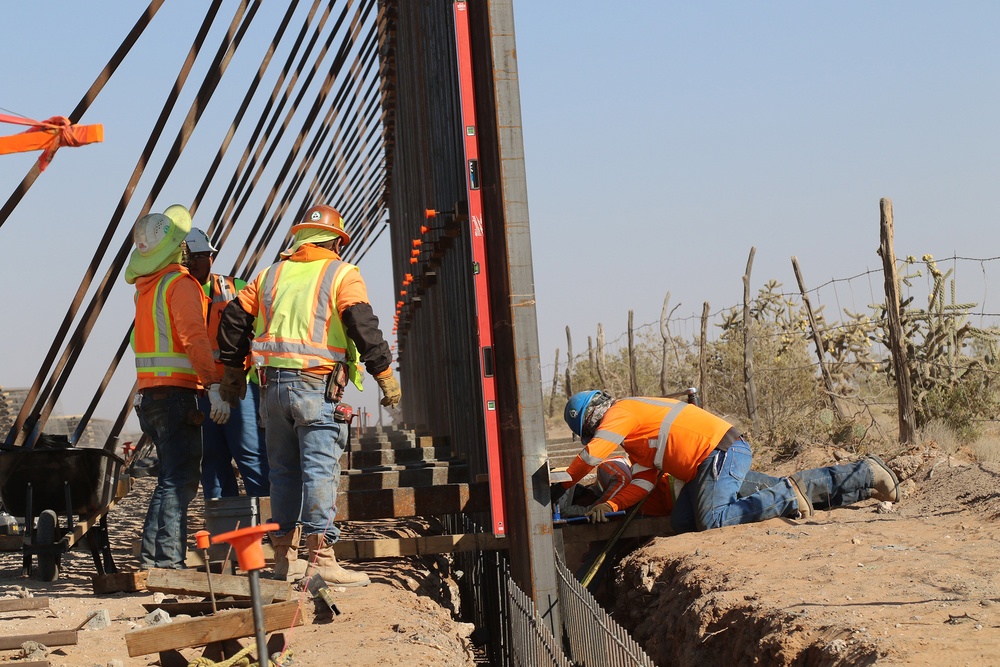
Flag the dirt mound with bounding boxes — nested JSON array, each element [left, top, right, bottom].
[[611, 445, 1000, 666]]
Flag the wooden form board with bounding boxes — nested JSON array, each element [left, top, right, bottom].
[[557, 516, 673, 544], [144, 568, 291, 601], [335, 532, 507, 559], [0, 630, 77, 650], [0, 597, 49, 613], [125, 600, 301, 656]]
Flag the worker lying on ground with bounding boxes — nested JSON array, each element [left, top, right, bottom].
[[559, 390, 900, 533]]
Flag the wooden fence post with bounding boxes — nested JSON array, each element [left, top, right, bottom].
[[792, 256, 848, 421], [564, 326, 574, 399], [628, 310, 638, 396], [743, 247, 759, 436], [699, 302, 709, 407], [548, 348, 560, 418], [596, 324, 607, 389], [879, 198, 917, 444], [659, 292, 682, 395]]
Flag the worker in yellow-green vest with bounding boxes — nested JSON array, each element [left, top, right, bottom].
[[183, 228, 269, 500], [216, 204, 400, 586], [126, 204, 230, 570]]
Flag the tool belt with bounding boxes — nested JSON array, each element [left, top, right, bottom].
[[713, 427, 745, 453], [140, 386, 198, 401]]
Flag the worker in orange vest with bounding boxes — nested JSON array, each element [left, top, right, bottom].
[[183, 228, 269, 500], [126, 204, 231, 569], [559, 390, 900, 533], [216, 204, 400, 586]]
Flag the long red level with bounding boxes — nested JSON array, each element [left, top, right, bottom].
[[454, 0, 506, 536]]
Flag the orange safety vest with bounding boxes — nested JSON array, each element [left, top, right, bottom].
[[594, 456, 674, 515], [133, 271, 206, 388], [204, 273, 247, 374], [566, 397, 736, 484]]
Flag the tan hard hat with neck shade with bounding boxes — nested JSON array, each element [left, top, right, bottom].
[[125, 204, 192, 284]]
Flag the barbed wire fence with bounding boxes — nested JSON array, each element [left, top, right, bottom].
[[542, 248, 1000, 452]]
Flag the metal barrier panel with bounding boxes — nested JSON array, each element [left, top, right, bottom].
[[555, 555, 656, 667], [506, 571, 573, 667]]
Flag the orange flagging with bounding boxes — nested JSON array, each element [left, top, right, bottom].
[[0, 114, 103, 171]]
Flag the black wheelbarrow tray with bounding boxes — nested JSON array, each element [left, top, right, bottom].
[[0, 447, 128, 582]]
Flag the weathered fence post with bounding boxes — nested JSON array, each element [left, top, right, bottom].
[[743, 247, 759, 436], [792, 256, 848, 421], [549, 348, 560, 418], [564, 326, 574, 399], [596, 324, 607, 389], [879, 198, 917, 444], [659, 292, 682, 395], [699, 301, 709, 407], [628, 310, 639, 396]]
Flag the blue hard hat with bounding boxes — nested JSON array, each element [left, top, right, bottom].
[[564, 390, 603, 439]]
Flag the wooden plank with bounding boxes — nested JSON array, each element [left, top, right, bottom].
[[0, 630, 77, 651], [92, 571, 148, 594], [8, 662, 48, 667], [145, 568, 291, 602], [337, 482, 489, 521], [557, 516, 673, 544], [143, 600, 253, 615], [0, 597, 49, 613], [335, 533, 507, 559], [125, 601, 302, 656]]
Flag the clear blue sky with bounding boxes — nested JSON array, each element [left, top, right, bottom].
[[1, 2, 999, 433]]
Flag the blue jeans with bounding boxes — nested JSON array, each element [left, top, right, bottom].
[[136, 390, 202, 568], [198, 382, 270, 498], [260, 369, 346, 541], [671, 441, 876, 533]]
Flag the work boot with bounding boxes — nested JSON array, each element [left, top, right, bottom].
[[269, 526, 307, 582], [305, 534, 370, 587], [865, 455, 900, 503], [787, 475, 813, 519]]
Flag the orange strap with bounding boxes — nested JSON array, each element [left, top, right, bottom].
[[0, 114, 104, 171]]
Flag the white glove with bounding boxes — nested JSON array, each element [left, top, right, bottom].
[[208, 384, 231, 424]]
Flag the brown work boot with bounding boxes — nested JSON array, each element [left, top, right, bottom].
[[269, 526, 307, 582], [866, 455, 900, 503], [787, 475, 813, 519], [305, 534, 370, 587]]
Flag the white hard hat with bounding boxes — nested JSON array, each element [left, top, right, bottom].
[[184, 227, 218, 255]]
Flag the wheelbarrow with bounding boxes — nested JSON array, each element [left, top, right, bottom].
[[0, 446, 126, 582]]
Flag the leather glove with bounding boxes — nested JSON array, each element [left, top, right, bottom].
[[375, 371, 401, 408], [208, 384, 231, 424], [586, 502, 614, 524], [219, 365, 247, 406]]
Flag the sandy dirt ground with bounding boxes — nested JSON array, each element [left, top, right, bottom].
[[612, 443, 1000, 666], [0, 477, 477, 667]]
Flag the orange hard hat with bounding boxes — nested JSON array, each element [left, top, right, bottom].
[[290, 204, 350, 247]]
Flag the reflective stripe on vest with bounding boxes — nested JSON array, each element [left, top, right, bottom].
[[134, 272, 199, 379], [251, 258, 354, 370], [624, 397, 687, 470], [207, 274, 239, 363]]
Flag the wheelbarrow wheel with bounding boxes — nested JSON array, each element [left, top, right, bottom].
[[35, 510, 60, 582]]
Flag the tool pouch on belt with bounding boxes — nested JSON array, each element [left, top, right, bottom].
[[187, 408, 205, 426], [325, 361, 349, 403]]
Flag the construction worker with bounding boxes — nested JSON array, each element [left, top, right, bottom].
[[183, 228, 269, 500], [216, 204, 401, 586], [559, 390, 901, 533], [553, 456, 675, 522], [126, 205, 231, 569]]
